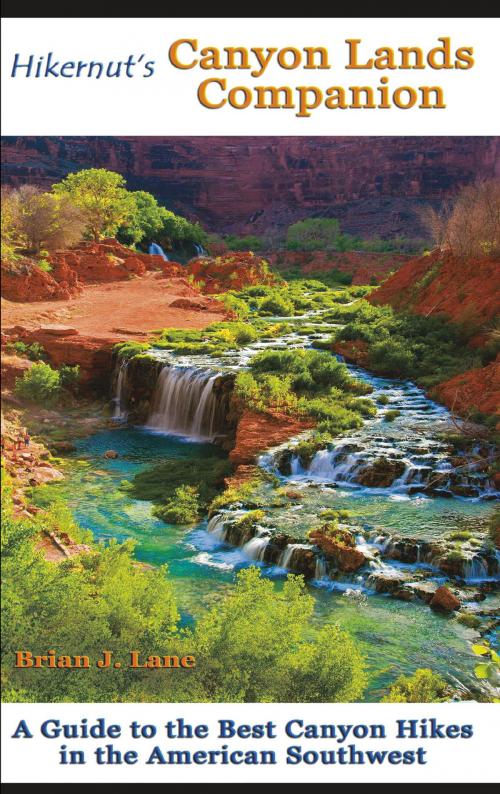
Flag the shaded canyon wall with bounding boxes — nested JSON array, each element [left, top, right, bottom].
[[1, 136, 499, 239]]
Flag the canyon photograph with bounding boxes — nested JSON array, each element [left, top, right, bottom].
[[1, 135, 499, 704]]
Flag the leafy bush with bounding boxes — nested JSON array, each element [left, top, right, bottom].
[[114, 341, 152, 360], [224, 234, 264, 251], [15, 362, 61, 405], [286, 218, 341, 251], [123, 453, 232, 520], [152, 485, 200, 524], [6, 341, 45, 361], [382, 668, 451, 703], [259, 294, 294, 316], [186, 567, 366, 702], [384, 409, 401, 422], [59, 364, 80, 389]]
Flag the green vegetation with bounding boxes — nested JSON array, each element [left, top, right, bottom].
[[2, 169, 208, 262], [1, 185, 84, 257], [223, 234, 264, 252], [1, 471, 366, 702], [235, 348, 375, 439], [114, 341, 152, 360], [382, 668, 451, 703], [152, 485, 201, 524], [15, 362, 62, 405], [182, 567, 366, 702], [471, 642, 500, 690], [53, 169, 136, 241], [286, 218, 341, 251], [5, 341, 45, 361], [122, 452, 232, 524], [384, 409, 401, 422], [328, 299, 492, 387], [284, 217, 426, 254], [456, 613, 481, 629]]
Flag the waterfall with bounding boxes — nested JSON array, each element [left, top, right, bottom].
[[146, 366, 226, 440], [314, 557, 328, 579], [278, 543, 310, 569], [243, 535, 270, 562], [207, 514, 227, 541], [462, 555, 489, 581], [149, 242, 169, 261], [113, 361, 128, 421], [194, 243, 207, 257]]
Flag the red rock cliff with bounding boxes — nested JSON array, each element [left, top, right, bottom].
[[2, 136, 498, 239]]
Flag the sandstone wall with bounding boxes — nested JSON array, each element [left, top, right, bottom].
[[2, 136, 498, 238]]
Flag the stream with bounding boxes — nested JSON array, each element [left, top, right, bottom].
[[56, 315, 499, 700]]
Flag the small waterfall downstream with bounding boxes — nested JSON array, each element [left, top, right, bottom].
[[243, 533, 271, 562], [194, 243, 207, 257], [112, 361, 128, 421], [149, 242, 169, 260], [147, 366, 227, 440]]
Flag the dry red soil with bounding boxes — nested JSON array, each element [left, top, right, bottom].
[[1, 273, 227, 341]]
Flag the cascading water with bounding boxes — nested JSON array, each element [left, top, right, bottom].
[[243, 534, 270, 562], [149, 242, 169, 260], [113, 361, 128, 421], [194, 243, 207, 257], [147, 366, 226, 440], [278, 543, 311, 569], [207, 513, 227, 541]]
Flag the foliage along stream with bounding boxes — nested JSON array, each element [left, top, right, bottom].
[[55, 310, 499, 701]]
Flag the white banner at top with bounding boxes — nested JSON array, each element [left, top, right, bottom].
[[1, 17, 499, 136]]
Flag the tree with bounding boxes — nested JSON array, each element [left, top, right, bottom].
[[420, 179, 500, 258], [53, 169, 135, 241], [15, 362, 61, 404], [1, 187, 20, 260], [1, 186, 84, 257], [118, 190, 170, 245], [286, 218, 341, 251], [382, 668, 451, 703], [186, 567, 366, 702]]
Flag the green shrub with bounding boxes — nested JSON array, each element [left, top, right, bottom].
[[382, 668, 452, 703], [259, 294, 294, 316], [114, 341, 152, 360], [6, 341, 45, 361], [152, 485, 200, 524], [384, 409, 401, 422], [59, 364, 80, 389], [456, 613, 481, 629], [15, 362, 61, 404]]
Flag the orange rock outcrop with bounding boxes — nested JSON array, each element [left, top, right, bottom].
[[229, 409, 314, 466]]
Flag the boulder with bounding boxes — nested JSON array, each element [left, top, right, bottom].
[[430, 585, 460, 612], [356, 457, 406, 488], [406, 581, 438, 604], [103, 450, 119, 459], [309, 527, 366, 573]]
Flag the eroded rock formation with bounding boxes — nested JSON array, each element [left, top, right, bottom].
[[2, 136, 498, 238]]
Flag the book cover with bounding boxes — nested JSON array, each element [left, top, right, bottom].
[[1, 15, 498, 784]]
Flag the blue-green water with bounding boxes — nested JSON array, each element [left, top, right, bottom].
[[57, 424, 497, 700]]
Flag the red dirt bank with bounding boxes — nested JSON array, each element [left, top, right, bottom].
[[229, 409, 314, 466], [368, 250, 500, 326]]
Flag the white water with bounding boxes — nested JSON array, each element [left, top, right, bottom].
[[282, 373, 498, 500], [243, 534, 270, 562], [207, 513, 227, 541], [278, 543, 311, 569], [147, 366, 224, 440], [149, 242, 169, 260], [113, 361, 128, 421]]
